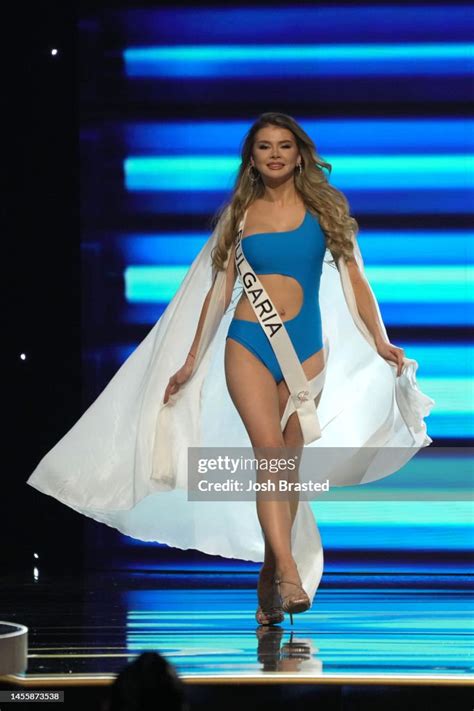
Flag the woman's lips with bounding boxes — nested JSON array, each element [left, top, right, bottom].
[[268, 163, 284, 169]]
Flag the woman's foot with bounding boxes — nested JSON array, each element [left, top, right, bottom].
[[256, 565, 284, 625], [274, 563, 310, 617], [258, 566, 278, 607]]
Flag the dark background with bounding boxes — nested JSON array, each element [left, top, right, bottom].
[[6, 1, 83, 573], [4, 0, 473, 577]]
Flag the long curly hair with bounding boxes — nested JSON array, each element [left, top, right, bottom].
[[209, 111, 359, 273]]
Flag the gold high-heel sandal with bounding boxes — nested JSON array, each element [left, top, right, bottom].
[[255, 603, 284, 626], [256, 576, 284, 626], [274, 577, 310, 625]]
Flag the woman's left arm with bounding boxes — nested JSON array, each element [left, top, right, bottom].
[[346, 259, 405, 376]]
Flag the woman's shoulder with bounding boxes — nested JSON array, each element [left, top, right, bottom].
[[243, 199, 307, 237]]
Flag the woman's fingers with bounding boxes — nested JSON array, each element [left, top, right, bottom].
[[376, 341, 405, 377], [396, 347, 404, 376], [163, 377, 178, 405], [390, 346, 404, 376], [163, 364, 191, 404]]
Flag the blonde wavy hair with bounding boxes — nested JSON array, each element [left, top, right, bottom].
[[209, 112, 359, 273]]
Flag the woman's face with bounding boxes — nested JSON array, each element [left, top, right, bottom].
[[250, 125, 301, 183]]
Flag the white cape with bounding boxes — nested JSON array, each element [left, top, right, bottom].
[[26, 206, 435, 604]]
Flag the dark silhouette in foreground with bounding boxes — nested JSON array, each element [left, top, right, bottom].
[[102, 651, 190, 711]]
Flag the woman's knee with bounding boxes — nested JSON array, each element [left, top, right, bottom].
[[251, 434, 286, 450], [283, 413, 304, 448]]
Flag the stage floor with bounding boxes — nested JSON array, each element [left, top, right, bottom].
[[0, 570, 472, 684]]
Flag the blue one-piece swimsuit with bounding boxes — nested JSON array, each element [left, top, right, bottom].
[[226, 208, 326, 384]]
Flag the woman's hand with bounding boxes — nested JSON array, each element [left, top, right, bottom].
[[375, 338, 405, 377], [163, 361, 194, 404]]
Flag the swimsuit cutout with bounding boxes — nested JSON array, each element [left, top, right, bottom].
[[226, 208, 326, 383]]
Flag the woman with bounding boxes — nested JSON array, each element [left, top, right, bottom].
[[27, 112, 434, 626]]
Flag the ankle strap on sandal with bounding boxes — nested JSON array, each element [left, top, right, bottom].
[[274, 578, 303, 587]]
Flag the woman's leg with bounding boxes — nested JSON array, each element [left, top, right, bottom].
[[225, 337, 294, 581], [272, 347, 326, 599], [224, 338, 326, 607], [278, 346, 325, 522]]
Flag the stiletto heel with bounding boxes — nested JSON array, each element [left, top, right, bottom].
[[274, 577, 311, 621]]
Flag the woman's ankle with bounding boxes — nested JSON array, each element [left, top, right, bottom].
[[275, 560, 300, 581], [260, 561, 276, 575]]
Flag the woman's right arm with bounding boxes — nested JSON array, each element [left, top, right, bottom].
[[163, 243, 237, 404]]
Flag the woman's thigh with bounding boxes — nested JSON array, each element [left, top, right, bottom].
[[225, 338, 285, 448], [278, 346, 326, 444]]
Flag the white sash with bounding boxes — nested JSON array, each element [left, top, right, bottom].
[[234, 208, 328, 445]]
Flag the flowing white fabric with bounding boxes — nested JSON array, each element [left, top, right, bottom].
[[26, 204, 435, 604]]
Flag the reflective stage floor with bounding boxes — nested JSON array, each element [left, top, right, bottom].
[[0, 569, 472, 685]]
